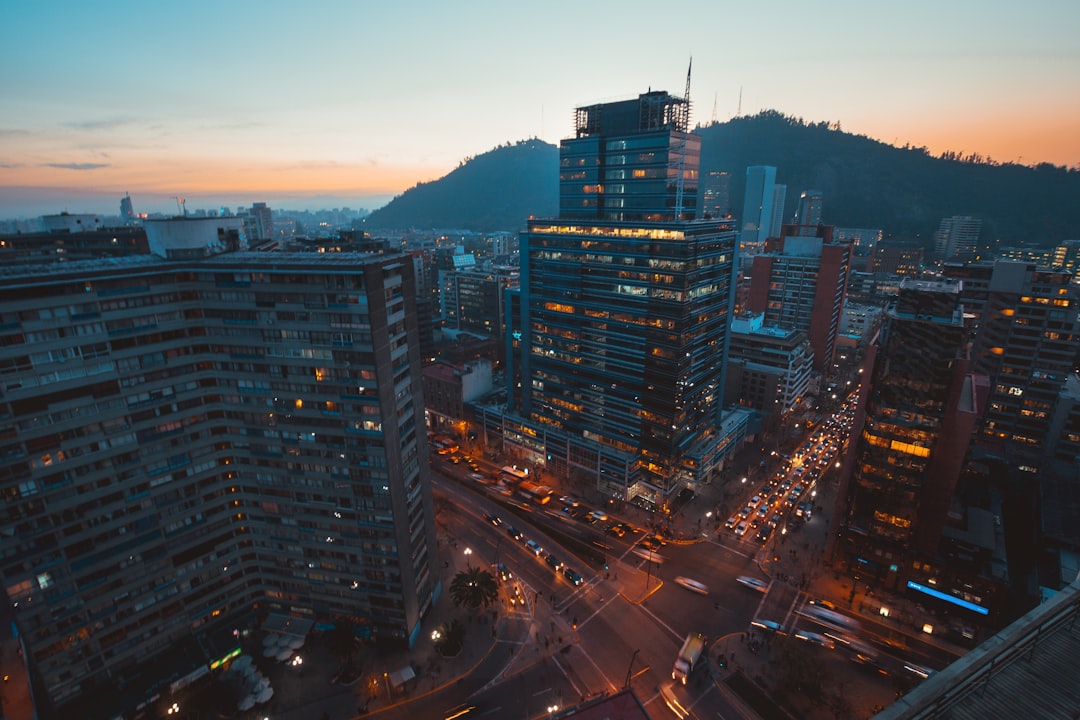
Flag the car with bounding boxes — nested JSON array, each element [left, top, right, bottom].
[[506, 525, 523, 541], [751, 619, 786, 634], [736, 575, 769, 592], [445, 703, 480, 719], [484, 513, 502, 527], [756, 526, 773, 543], [606, 522, 627, 537], [525, 539, 543, 556], [589, 509, 608, 522], [756, 505, 769, 518], [750, 494, 762, 505], [639, 536, 662, 551], [767, 513, 782, 528], [466, 460, 481, 471], [495, 563, 512, 581], [468, 472, 489, 483], [544, 553, 563, 570], [734, 521, 748, 536], [749, 517, 763, 530], [794, 630, 836, 649], [738, 505, 753, 518], [725, 515, 739, 529], [673, 576, 709, 595], [560, 496, 581, 507], [508, 584, 524, 605], [562, 568, 583, 586]]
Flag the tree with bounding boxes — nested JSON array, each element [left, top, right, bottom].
[[325, 617, 359, 666], [449, 566, 498, 610]]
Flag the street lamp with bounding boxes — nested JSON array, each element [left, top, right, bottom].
[[463, 547, 473, 569]]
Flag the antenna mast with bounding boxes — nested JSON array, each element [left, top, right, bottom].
[[737, 86, 742, 117], [674, 57, 692, 220]]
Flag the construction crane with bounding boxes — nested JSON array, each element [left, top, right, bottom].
[[174, 197, 187, 217]]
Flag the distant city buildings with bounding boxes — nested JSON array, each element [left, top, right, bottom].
[[746, 224, 853, 374], [934, 215, 982, 263]]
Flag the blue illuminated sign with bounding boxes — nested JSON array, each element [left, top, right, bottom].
[[907, 580, 988, 616]]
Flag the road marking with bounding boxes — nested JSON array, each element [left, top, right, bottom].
[[571, 643, 619, 692], [635, 599, 683, 641], [551, 655, 583, 696]]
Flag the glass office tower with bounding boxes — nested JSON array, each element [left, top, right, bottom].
[[520, 90, 736, 502]]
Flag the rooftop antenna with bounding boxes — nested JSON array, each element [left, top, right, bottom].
[[737, 86, 742, 117], [711, 92, 718, 124], [674, 57, 692, 220], [174, 196, 187, 217]]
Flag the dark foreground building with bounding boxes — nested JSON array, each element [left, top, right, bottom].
[[0, 245, 437, 717]]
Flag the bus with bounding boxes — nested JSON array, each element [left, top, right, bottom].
[[500, 466, 529, 483], [517, 481, 553, 505], [802, 604, 862, 634]]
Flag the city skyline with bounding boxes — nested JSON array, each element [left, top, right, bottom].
[[3, 0, 1080, 218]]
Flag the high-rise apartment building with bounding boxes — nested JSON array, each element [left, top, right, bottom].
[[0, 246, 436, 716], [515, 89, 737, 502], [970, 262, 1077, 454], [724, 313, 813, 415], [746, 224, 853, 374], [834, 279, 983, 591]]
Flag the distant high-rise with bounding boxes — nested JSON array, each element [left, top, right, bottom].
[[934, 215, 982, 262], [0, 239, 437, 717], [769, 184, 787, 238], [793, 188, 823, 227], [119, 193, 134, 223], [740, 165, 777, 245], [700, 170, 732, 219], [746, 224, 853, 373], [517, 89, 737, 502], [249, 201, 273, 241]]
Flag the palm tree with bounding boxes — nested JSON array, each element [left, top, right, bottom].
[[449, 566, 498, 610]]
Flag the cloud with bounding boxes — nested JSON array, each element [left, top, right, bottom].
[[62, 117, 136, 131], [0, 162, 23, 169], [0, 129, 31, 137], [43, 162, 110, 171]]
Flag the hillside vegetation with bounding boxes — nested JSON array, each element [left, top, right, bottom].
[[364, 113, 1079, 245]]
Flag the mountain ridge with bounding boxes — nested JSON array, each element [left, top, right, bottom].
[[364, 112, 1079, 245]]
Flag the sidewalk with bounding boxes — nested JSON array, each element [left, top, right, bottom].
[[225, 531, 523, 720]]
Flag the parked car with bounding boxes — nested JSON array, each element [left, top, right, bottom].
[[734, 521, 749, 536]]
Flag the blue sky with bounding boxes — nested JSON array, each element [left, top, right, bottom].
[[2, 0, 1078, 217]]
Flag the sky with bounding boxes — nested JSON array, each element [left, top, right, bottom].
[[2, 0, 1079, 219]]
